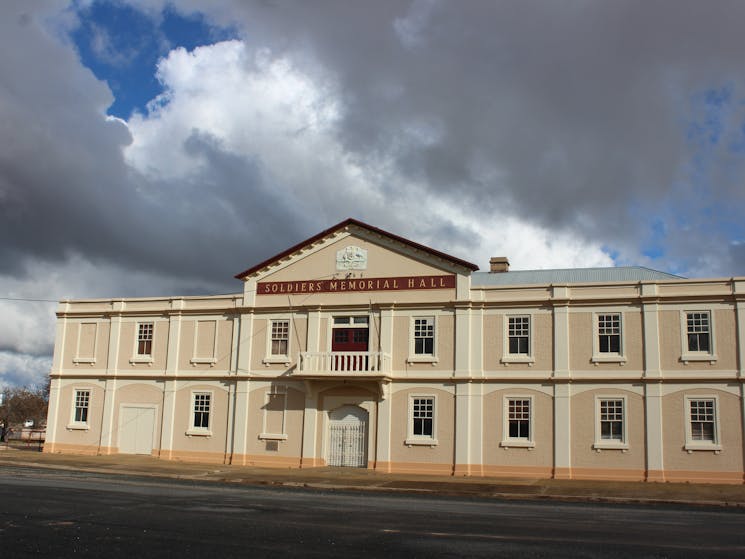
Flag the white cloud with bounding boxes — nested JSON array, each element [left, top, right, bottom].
[[124, 38, 612, 273]]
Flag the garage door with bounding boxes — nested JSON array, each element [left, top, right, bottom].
[[119, 406, 156, 455]]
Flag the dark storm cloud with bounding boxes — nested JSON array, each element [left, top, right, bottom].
[[0, 2, 316, 295], [190, 0, 745, 273]]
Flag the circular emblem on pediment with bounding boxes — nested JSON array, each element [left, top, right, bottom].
[[336, 245, 368, 270]]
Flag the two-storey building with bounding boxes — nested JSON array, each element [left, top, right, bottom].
[[44, 219, 745, 483]]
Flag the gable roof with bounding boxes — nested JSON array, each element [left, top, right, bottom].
[[234, 218, 480, 279], [472, 266, 683, 286]]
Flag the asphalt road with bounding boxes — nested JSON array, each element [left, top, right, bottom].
[[0, 466, 743, 558]]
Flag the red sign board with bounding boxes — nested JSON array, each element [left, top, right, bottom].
[[258, 275, 456, 295]]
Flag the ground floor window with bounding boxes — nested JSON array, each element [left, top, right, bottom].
[[73, 389, 90, 424], [192, 392, 211, 431], [501, 396, 534, 448]]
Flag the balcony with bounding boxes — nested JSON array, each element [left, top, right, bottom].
[[296, 351, 391, 378]]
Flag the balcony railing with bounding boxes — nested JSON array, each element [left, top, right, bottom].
[[298, 351, 391, 376]]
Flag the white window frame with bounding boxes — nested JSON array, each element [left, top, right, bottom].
[[684, 395, 722, 452], [186, 391, 213, 436], [591, 312, 626, 365], [500, 395, 535, 449], [130, 321, 155, 364], [190, 319, 219, 366], [501, 314, 534, 365], [593, 396, 628, 451], [263, 318, 292, 366], [680, 311, 717, 364], [407, 316, 438, 364], [405, 394, 438, 446], [259, 385, 288, 441], [67, 388, 91, 430]]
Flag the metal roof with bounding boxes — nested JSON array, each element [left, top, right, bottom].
[[472, 266, 683, 286]]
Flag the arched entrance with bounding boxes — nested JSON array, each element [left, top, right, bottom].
[[327, 405, 368, 467]]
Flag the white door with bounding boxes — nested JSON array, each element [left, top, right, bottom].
[[119, 407, 155, 455], [327, 405, 368, 467]]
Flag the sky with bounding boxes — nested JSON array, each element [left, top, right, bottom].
[[2, 0, 745, 388]]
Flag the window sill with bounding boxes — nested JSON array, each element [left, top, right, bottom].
[[407, 356, 438, 365], [405, 438, 438, 447], [262, 356, 291, 367], [259, 433, 288, 441], [190, 357, 217, 366], [185, 429, 212, 437], [66, 423, 89, 431], [681, 354, 717, 365], [500, 440, 535, 449], [591, 355, 627, 365], [593, 442, 628, 452], [684, 443, 722, 453], [72, 357, 96, 364], [129, 356, 154, 365], [500, 356, 534, 366]]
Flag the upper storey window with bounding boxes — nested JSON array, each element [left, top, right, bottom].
[[686, 312, 710, 353], [592, 313, 626, 365], [501, 315, 535, 365], [271, 320, 289, 356], [508, 316, 530, 355], [681, 311, 716, 363], [137, 323, 153, 356], [598, 314, 621, 353], [414, 318, 434, 355]]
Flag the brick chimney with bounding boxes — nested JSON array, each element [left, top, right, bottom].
[[489, 257, 509, 273]]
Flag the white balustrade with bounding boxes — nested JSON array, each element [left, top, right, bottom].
[[299, 352, 391, 375]]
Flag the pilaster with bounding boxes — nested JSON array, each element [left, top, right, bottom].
[[231, 378, 251, 464], [159, 379, 177, 459], [236, 312, 254, 374], [552, 287, 570, 379], [553, 382, 572, 479], [453, 381, 472, 475], [454, 304, 472, 379], [300, 384, 320, 467], [644, 382, 665, 481], [375, 381, 392, 472]]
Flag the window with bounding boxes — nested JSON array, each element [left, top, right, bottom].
[[271, 320, 289, 356], [681, 311, 716, 363], [190, 392, 211, 434], [592, 313, 625, 364], [508, 316, 530, 355], [501, 397, 534, 448], [73, 389, 90, 424], [598, 314, 621, 353], [685, 397, 720, 451], [408, 317, 436, 363], [502, 315, 534, 364], [264, 319, 292, 365], [594, 397, 627, 450], [137, 322, 153, 356], [686, 312, 710, 353], [690, 400, 714, 441], [406, 396, 437, 445]]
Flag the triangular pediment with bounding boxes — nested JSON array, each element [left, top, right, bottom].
[[235, 219, 477, 306], [235, 218, 478, 281]]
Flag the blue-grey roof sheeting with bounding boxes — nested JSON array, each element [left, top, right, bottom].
[[472, 267, 684, 286]]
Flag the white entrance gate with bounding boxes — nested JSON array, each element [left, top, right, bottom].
[[327, 405, 368, 467], [119, 406, 155, 455]]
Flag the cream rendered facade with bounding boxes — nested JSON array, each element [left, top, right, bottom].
[[45, 219, 745, 483]]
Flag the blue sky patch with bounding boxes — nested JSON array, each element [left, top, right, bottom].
[[70, 2, 237, 118]]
